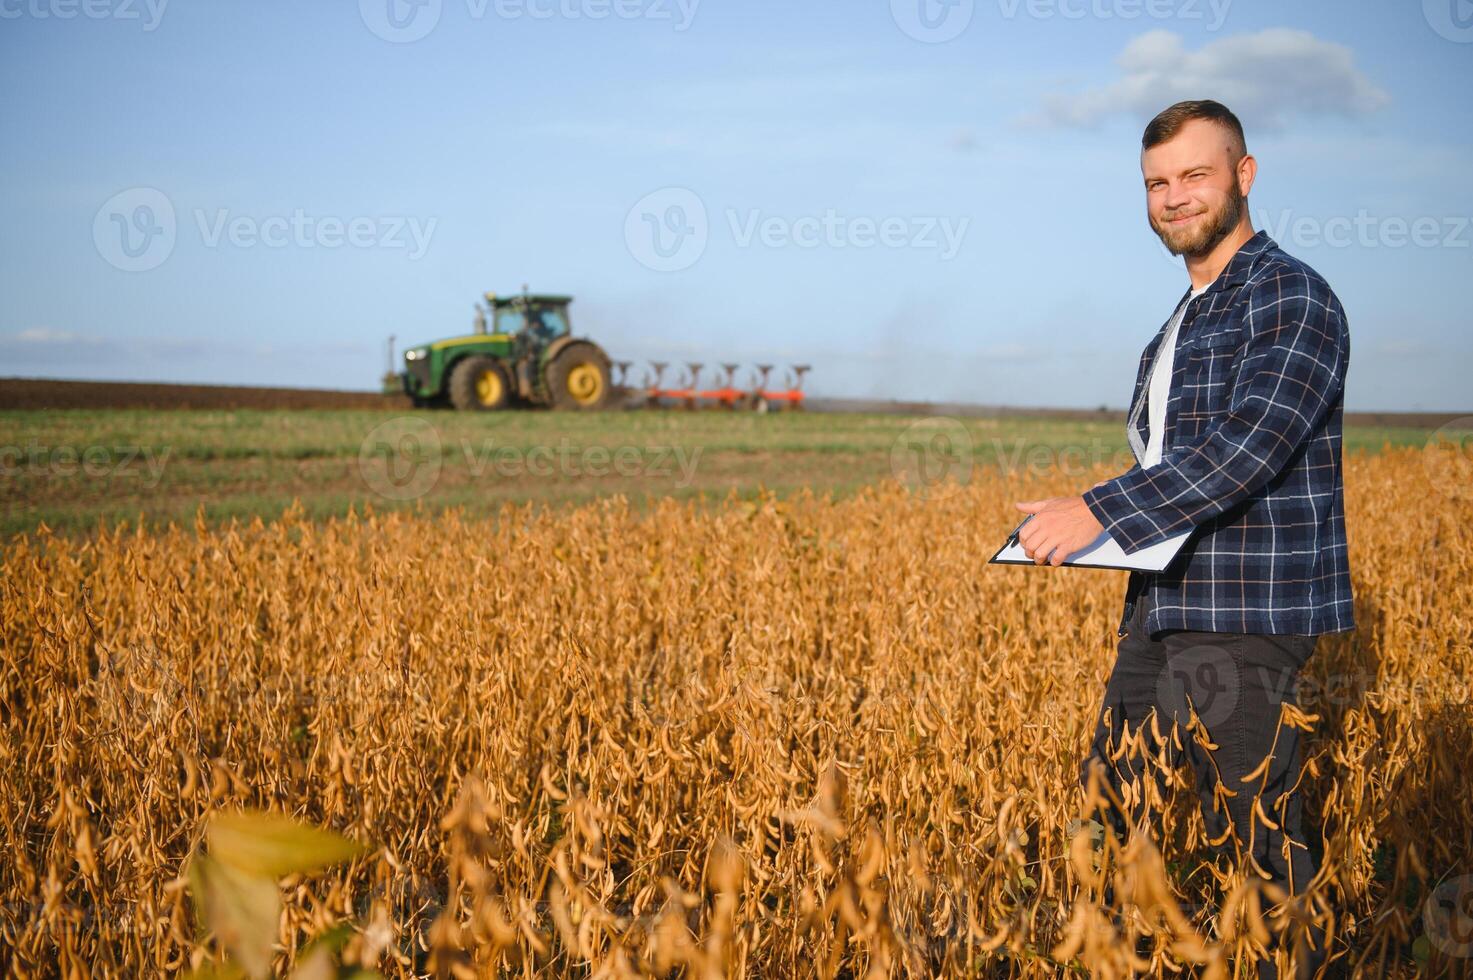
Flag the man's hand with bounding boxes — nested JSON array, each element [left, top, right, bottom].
[[1013, 494, 1105, 566]]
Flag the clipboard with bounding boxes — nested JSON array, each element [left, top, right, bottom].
[[989, 514, 1193, 572]]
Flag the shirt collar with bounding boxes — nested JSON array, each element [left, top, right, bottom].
[[1195, 228, 1274, 297]]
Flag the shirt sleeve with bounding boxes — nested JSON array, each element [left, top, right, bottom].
[[1081, 268, 1347, 553]]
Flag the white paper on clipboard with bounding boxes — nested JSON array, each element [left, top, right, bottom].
[[989, 518, 1192, 572]]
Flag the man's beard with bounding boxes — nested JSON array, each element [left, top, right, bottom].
[[1152, 183, 1244, 257]]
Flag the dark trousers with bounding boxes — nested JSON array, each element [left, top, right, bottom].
[[1080, 589, 1323, 974]]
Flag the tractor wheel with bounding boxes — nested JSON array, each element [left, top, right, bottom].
[[448, 356, 513, 411], [546, 343, 613, 410]]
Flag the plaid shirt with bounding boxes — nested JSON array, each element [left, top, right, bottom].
[[1082, 230, 1355, 637]]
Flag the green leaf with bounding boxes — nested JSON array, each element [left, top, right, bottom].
[[208, 810, 367, 879], [290, 921, 355, 980], [186, 845, 211, 935], [189, 853, 281, 979], [289, 942, 336, 980], [299, 922, 354, 958]]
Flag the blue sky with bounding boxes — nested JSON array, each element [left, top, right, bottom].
[[2, 0, 1470, 410]]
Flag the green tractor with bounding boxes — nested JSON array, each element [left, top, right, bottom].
[[388, 291, 616, 411]]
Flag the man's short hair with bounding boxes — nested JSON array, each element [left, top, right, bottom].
[[1142, 100, 1246, 157]]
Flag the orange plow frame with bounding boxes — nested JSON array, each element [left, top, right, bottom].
[[614, 361, 811, 410]]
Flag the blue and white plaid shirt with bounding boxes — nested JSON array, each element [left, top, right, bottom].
[[1083, 230, 1355, 637]]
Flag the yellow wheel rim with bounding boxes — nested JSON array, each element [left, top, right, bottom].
[[566, 363, 604, 406], [475, 369, 504, 406]]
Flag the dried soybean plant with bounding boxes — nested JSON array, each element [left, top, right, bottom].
[[1, 447, 1470, 977]]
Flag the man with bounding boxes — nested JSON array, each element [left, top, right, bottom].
[[1011, 100, 1353, 974]]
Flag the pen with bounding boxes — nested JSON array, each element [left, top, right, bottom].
[[1008, 514, 1034, 548]]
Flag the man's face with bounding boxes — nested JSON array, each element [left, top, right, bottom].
[[1142, 118, 1247, 257]]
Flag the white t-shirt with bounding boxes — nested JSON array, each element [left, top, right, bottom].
[[1143, 283, 1209, 469]]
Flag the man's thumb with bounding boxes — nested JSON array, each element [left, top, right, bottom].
[[1015, 500, 1040, 512]]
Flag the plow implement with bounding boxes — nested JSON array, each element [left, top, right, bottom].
[[613, 362, 811, 411]]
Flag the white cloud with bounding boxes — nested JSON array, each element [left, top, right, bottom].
[[0, 328, 369, 365], [1026, 29, 1390, 130], [14, 327, 81, 344], [1371, 339, 1437, 357]]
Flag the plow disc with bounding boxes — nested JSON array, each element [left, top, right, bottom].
[[614, 361, 811, 410]]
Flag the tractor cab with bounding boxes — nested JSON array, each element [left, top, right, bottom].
[[479, 293, 572, 347]]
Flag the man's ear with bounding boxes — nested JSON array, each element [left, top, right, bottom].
[[1237, 153, 1257, 197]]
